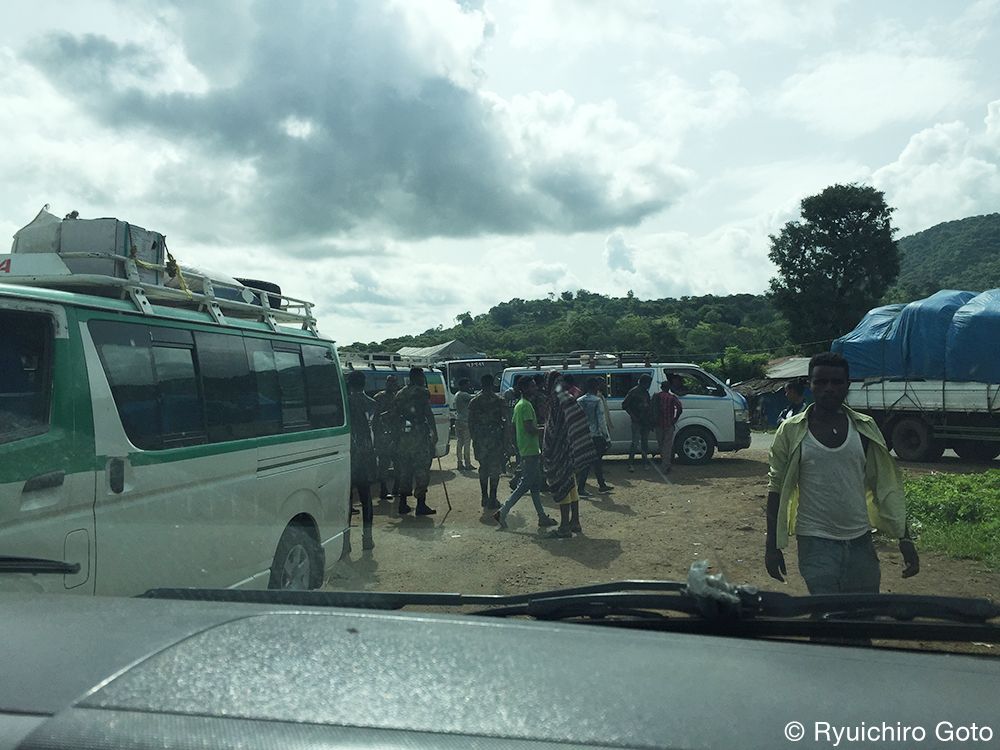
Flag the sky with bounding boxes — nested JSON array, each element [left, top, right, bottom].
[[1, 0, 999, 345]]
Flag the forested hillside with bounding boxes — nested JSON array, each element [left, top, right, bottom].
[[345, 213, 1000, 379], [891, 213, 1000, 299], [347, 291, 793, 377]]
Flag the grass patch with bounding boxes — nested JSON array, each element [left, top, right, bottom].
[[903, 470, 1000, 568]]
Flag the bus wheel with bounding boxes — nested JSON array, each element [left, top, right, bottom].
[[268, 523, 324, 590], [675, 427, 716, 465], [891, 417, 943, 462], [953, 441, 1000, 462]]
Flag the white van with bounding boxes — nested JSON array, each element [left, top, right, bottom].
[[498, 358, 750, 464], [1, 251, 351, 596]]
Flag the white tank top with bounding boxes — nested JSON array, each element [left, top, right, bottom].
[[796, 418, 871, 540]]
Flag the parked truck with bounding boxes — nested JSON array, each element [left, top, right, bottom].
[[833, 290, 1000, 463]]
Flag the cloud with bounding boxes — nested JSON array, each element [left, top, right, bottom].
[[717, 0, 842, 45], [604, 231, 636, 272], [873, 100, 1000, 234], [21, 0, 688, 248], [774, 51, 975, 138]]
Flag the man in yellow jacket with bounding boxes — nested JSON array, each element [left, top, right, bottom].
[[765, 352, 920, 593]]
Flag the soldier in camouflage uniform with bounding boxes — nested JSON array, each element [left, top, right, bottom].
[[391, 367, 438, 516], [372, 374, 400, 500], [469, 374, 506, 512]]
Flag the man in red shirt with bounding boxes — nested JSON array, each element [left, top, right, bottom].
[[652, 379, 683, 472]]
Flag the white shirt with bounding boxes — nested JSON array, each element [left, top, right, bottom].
[[795, 418, 871, 540]]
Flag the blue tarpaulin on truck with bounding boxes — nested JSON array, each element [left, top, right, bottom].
[[831, 303, 905, 379], [946, 290, 1000, 383], [833, 289, 1000, 383]]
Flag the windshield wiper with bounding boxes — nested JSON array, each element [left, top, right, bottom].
[[140, 566, 1000, 645], [0, 556, 80, 575]]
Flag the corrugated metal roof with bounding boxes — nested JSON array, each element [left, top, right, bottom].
[[396, 339, 483, 359], [765, 356, 810, 379]]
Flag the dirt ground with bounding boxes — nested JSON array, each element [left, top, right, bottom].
[[326, 438, 1000, 608]]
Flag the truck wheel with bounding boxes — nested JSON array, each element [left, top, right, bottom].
[[891, 417, 943, 462], [268, 523, 324, 590], [953, 441, 1000, 462], [674, 427, 715, 465]]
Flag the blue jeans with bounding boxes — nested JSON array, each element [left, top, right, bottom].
[[629, 421, 650, 461], [797, 533, 881, 594], [500, 454, 546, 520]]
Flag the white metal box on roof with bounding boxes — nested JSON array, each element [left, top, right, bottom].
[[11, 207, 165, 285]]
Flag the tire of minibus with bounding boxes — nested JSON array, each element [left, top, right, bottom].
[[674, 426, 716, 465], [268, 523, 325, 590]]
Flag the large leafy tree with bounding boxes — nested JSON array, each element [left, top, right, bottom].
[[768, 184, 900, 348]]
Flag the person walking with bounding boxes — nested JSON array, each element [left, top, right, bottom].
[[576, 376, 613, 495], [392, 367, 438, 516], [622, 373, 653, 471], [560, 373, 583, 399], [651, 379, 683, 473], [372, 373, 400, 500], [777, 380, 807, 424], [469, 374, 506, 512], [493, 377, 558, 530], [765, 352, 920, 593], [453, 378, 474, 471], [346, 371, 377, 550], [543, 370, 597, 537]]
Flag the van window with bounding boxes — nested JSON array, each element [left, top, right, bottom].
[[273, 346, 310, 429], [194, 332, 257, 442], [666, 370, 724, 397], [0, 311, 52, 444], [244, 337, 282, 436], [609, 370, 652, 398], [90, 321, 161, 449], [151, 345, 205, 445], [302, 344, 345, 428]]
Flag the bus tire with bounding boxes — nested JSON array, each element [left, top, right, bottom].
[[891, 417, 942, 462], [675, 426, 716, 465], [268, 523, 324, 590], [953, 441, 1000, 462]]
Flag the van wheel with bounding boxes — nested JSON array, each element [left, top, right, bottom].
[[891, 417, 943, 462], [268, 524, 324, 590], [953, 441, 1000, 462], [675, 427, 715, 465]]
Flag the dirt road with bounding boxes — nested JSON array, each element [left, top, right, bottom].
[[326, 439, 1000, 603]]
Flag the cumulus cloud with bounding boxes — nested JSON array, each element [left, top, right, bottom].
[[774, 51, 975, 139], [21, 0, 688, 248], [874, 100, 1000, 234], [719, 0, 842, 44]]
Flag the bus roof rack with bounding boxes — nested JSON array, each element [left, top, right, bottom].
[[1, 252, 319, 335], [523, 351, 654, 369], [340, 351, 440, 371]]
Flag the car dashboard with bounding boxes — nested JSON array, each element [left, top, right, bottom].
[[1, 593, 997, 749]]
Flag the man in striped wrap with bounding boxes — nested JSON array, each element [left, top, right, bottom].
[[542, 371, 597, 538]]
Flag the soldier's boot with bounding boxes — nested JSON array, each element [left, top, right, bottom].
[[397, 495, 412, 515], [415, 493, 436, 516], [379, 482, 391, 500]]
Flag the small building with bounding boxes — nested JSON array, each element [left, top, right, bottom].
[[734, 356, 811, 427]]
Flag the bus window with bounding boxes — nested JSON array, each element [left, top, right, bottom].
[[151, 345, 205, 446], [244, 337, 282, 436], [0, 311, 52, 444], [273, 346, 310, 430], [194, 332, 257, 442], [609, 370, 652, 398], [302, 344, 345, 428], [90, 321, 161, 449]]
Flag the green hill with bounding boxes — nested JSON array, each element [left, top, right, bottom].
[[893, 213, 1000, 299]]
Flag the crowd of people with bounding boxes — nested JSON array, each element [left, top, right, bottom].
[[348, 353, 921, 597]]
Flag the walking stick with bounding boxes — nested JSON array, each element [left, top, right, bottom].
[[437, 457, 453, 510]]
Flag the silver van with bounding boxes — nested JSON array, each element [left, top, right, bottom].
[[498, 361, 750, 464]]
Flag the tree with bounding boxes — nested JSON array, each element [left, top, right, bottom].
[[768, 183, 899, 348], [455, 311, 473, 327]]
